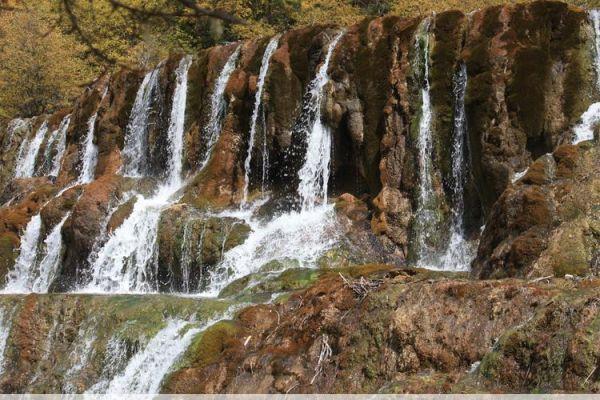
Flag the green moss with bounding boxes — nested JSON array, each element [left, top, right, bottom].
[[551, 224, 590, 277], [219, 268, 321, 299], [180, 320, 240, 369]]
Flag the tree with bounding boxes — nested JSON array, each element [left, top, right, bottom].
[[0, 1, 96, 118]]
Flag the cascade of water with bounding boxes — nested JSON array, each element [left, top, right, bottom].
[[63, 320, 97, 393], [83, 56, 193, 293], [121, 68, 160, 177], [31, 212, 71, 292], [205, 205, 340, 296], [203, 34, 344, 295], [3, 215, 42, 292], [0, 307, 13, 375], [439, 63, 475, 271], [572, 11, 600, 145], [14, 121, 49, 178], [86, 336, 129, 393], [180, 220, 194, 293], [413, 21, 440, 267], [101, 318, 200, 394], [78, 112, 99, 184], [200, 46, 241, 170], [2, 211, 70, 293], [39, 118, 66, 176], [242, 36, 280, 204], [49, 115, 71, 177], [297, 32, 344, 211], [573, 102, 600, 144], [591, 10, 600, 90], [165, 55, 193, 189]]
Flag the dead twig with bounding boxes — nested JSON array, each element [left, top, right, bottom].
[[584, 365, 597, 386], [339, 272, 383, 300], [530, 275, 553, 283], [310, 334, 332, 384]]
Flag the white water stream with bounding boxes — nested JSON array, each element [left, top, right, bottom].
[[242, 36, 280, 204]]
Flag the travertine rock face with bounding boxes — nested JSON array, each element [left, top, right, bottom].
[[0, 2, 598, 394], [0, 1, 596, 282], [162, 267, 600, 394], [473, 144, 600, 279]]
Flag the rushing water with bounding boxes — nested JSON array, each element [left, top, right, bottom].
[[31, 212, 71, 292], [297, 32, 343, 211], [591, 10, 600, 90], [14, 121, 49, 178], [0, 307, 12, 375], [201, 46, 241, 170], [204, 33, 344, 295], [242, 36, 280, 204], [573, 102, 600, 144], [38, 115, 70, 176], [121, 68, 160, 177], [572, 11, 600, 145], [48, 115, 71, 177], [3, 215, 42, 293], [79, 108, 102, 184], [439, 63, 475, 271], [166, 56, 193, 189], [82, 56, 196, 293], [413, 20, 441, 267], [2, 212, 70, 293], [100, 318, 200, 393]]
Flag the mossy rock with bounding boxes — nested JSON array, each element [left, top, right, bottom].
[[219, 268, 321, 299], [177, 320, 240, 370]]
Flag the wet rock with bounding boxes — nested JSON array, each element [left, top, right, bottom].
[[473, 144, 600, 279], [156, 205, 250, 292]]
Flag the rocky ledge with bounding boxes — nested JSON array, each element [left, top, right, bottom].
[[165, 265, 600, 394]]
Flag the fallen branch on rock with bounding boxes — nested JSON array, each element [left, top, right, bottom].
[[339, 273, 383, 300], [311, 334, 332, 384]]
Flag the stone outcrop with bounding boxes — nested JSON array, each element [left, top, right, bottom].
[[473, 143, 600, 279], [163, 266, 600, 393]]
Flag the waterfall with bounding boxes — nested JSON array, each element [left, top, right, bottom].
[[165, 55, 193, 189], [205, 34, 344, 295], [2, 212, 70, 293], [48, 115, 71, 177], [79, 114, 100, 184], [99, 318, 200, 394], [14, 121, 49, 178], [180, 219, 194, 293], [38, 116, 70, 176], [83, 56, 192, 293], [206, 205, 340, 295], [200, 46, 241, 170], [591, 10, 600, 90], [413, 20, 440, 267], [297, 31, 344, 210], [242, 36, 280, 204], [121, 68, 160, 177], [572, 11, 600, 145], [31, 212, 71, 292], [439, 63, 475, 271], [0, 307, 13, 375], [573, 102, 600, 144], [3, 215, 42, 293]]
